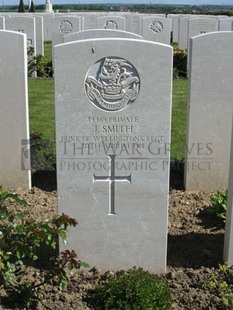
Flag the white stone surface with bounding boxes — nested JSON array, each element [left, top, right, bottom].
[[0, 30, 31, 189], [54, 38, 172, 273], [185, 32, 233, 191], [52, 16, 83, 46], [64, 29, 143, 42], [40, 13, 53, 41], [218, 18, 233, 31], [188, 18, 218, 40], [141, 16, 171, 44], [96, 16, 126, 31], [34, 15, 44, 55], [178, 16, 191, 49], [224, 120, 233, 266], [0, 16, 5, 29], [5, 16, 36, 52]]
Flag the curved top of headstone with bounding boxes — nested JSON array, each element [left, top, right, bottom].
[[190, 30, 233, 41], [64, 29, 143, 43]]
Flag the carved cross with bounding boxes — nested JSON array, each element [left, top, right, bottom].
[[93, 155, 131, 215]]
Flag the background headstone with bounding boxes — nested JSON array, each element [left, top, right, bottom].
[[185, 32, 233, 191], [0, 30, 31, 189], [96, 16, 126, 31], [64, 29, 143, 42], [52, 16, 83, 46], [55, 38, 172, 273], [5, 16, 36, 52], [224, 120, 233, 266], [141, 16, 171, 44]]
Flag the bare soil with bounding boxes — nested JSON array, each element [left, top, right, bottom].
[[0, 172, 227, 309]]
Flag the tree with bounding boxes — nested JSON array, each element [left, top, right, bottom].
[[18, 0, 25, 12], [29, 0, 35, 12]]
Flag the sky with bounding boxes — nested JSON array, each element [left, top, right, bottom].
[[3, 0, 233, 8]]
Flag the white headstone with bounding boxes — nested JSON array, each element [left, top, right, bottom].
[[34, 15, 44, 55], [141, 16, 171, 44], [96, 16, 126, 31], [54, 38, 172, 273], [64, 29, 143, 42], [0, 30, 31, 189], [224, 120, 233, 266], [218, 18, 233, 31], [188, 18, 218, 39], [178, 16, 191, 49], [0, 16, 5, 29], [40, 13, 53, 41], [5, 16, 36, 52], [185, 32, 233, 191], [52, 16, 83, 46]]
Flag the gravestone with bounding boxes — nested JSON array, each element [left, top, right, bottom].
[[0, 30, 31, 189], [5, 16, 36, 52], [54, 38, 172, 273], [64, 29, 143, 42], [0, 16, 5, 29], [224, 121, 233, 266], [34, 15, 44, 55], [40, 13, 53, 41], [185, 32, 233, 191], [218, 18, 233, 31], [178, 16, 191, 49], [141, 16, 171, 44], [52, 16, 83, 46], [96, 16, 126, 31], [188, 18, 218, 40]]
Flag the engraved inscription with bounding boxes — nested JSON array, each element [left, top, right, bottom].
[[18, 29, 24, 33], [150, 21, 163, 33], [85, 57, 140, 112], [104, 20, 118, 29], [199, 31, 206, 34], [59, 20, 73, 33], [93, 155, 131, 215]]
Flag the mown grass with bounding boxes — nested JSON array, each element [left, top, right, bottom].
[[28, 78, 55, 139], [28, 77, 188, 160], [171, 78, 188, 160]]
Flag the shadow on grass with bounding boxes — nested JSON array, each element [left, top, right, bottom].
[[167, 232, 224, 268]]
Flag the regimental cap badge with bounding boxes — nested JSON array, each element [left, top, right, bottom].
[[85, 57, 140, 112]]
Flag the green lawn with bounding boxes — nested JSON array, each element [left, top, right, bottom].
[[171, 78, 188, 160], [28, 78, 55, 139], [28, 77, 188, 160]]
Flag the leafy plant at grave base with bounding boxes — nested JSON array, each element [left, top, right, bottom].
[[28, 46, 53, 78], [209, 263, 233, 309], [208, 189, 228, 223], [173, 48, 187, 79], [30, 131, 56, 171], [88, 267, 172, 310], [0, 187, 88, 309]]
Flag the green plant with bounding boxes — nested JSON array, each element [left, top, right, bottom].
[[89, 267, 172, 310], [173, 48, 187, 78], [28, 46, 53, 78], [209, 189, 228, 223], [209, 263, 233, 309], [0, 188, 87, 308], [30, 131, 56, 171]]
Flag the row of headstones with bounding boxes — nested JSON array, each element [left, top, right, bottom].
[[1, 12, 233, 50], [0, 15, 43, 55], [1, 28, 233, 273]]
